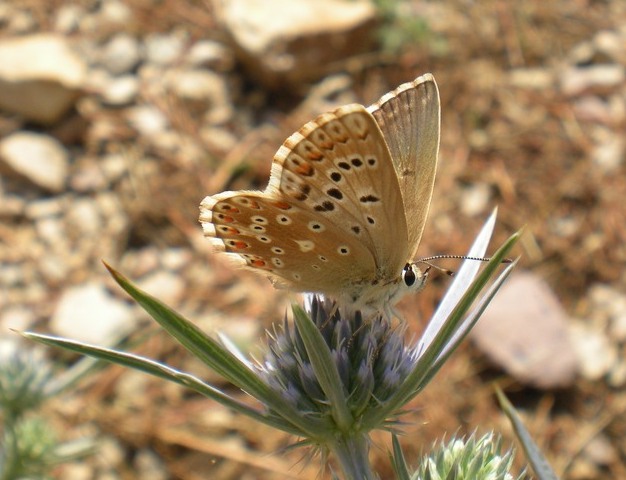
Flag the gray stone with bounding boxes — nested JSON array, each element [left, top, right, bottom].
[[472, 272, 579, 388], [0, 132, 69, 192]]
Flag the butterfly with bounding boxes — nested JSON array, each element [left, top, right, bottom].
[[200, 73, 440, 314]]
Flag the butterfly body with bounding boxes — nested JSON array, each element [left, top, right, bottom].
[[200, 74, 440, 314]]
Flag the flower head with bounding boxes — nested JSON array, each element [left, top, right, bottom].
[[260, 295, 417, 429]]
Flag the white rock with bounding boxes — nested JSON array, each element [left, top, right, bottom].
[[608, 358, 626, 388], [0, 306, 36, 333], [570, 323, 617, 380], [135, 449, 168, 480], [0, 34, 86, 124], [70, 158, 108, 192], [167, 69, 224, 101], [100, 33, 142, 75], [120, 247, 160, 278], [84, 66, 112, 94], [96, 437, 127, 473], [161, 248, 192, 271], [0, 193, 25, 216], [51, 283, 136, 345], [4, 9, 36, 34], [582, 433, 617, 466], [509, 68, 554, 90], [214, 0, 376, 87], [186, 40, 234, 70], [592, 132, 623, 173], [594, 30, 626, 63], [126, 104, 169, 136], [573, 96, 616, 124], [99, 0, 133, 26], [35, 216, 65, 246], [66, 198, 102, 237], [458, 183, 491, 217], [54, 4, 85, 33], [0, 339, 49, 379], [560, 65, 625, 96], [137, 270, 185, 306], [25, 197, 65, 219], [53, 464, 91, 480], [39, 253, 71, 284], [0, 132, 69, 192], [611, 314, 626, 342], [144, 32, 186, 66], [101, 153, 128, 182], [199, 125, 238, 152], [101, 75, 139, 106], [166, 69, 232, 123]]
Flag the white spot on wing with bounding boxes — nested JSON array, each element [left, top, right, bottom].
[[295, 240, 315, 252]]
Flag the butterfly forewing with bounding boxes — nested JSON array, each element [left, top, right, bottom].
[[368, 73, 440, 259], [273, 105, 410, 279]]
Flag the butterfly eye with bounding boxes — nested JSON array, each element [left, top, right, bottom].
[[402, 263, 417, 287]]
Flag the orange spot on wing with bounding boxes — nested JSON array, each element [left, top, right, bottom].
[[273, 201, 292, 210], [250, 259, 268, 268], [295, 163, 314, 176], [219, 204, 240, 213], [306, 150, 324, 161]]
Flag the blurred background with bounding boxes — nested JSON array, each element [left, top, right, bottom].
[[0, 0, 625, 478]]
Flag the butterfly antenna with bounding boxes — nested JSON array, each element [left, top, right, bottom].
[[417, 255, 513, 277]]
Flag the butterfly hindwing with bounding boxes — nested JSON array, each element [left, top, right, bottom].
[[200, 191, 376, 297]]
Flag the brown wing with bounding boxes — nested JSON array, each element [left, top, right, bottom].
[[368, 73, 440, 259]]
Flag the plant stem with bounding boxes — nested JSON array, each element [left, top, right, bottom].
[[330, 432, 377, 480]]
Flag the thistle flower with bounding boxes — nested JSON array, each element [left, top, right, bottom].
[[261, 296, 416, 422], [0, 342, 98, 479], [411, 432, 523, 480]]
